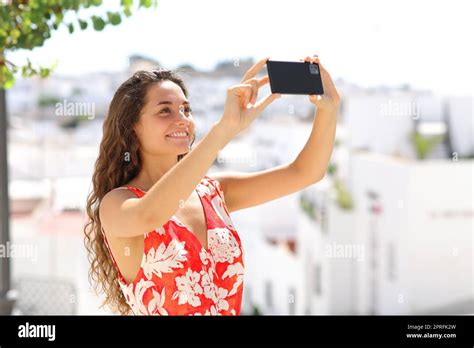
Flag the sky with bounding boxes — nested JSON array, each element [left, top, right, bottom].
[[7, 0, 474, 96]]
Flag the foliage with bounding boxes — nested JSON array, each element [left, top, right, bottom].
[[409, 131, 446, 160], [0, 0, 157, 89], [333, 177, 353, 210], [299, 193, 316, 220]]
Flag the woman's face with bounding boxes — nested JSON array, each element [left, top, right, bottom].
[[134, 80, 195, 157]]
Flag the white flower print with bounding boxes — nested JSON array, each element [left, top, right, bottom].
[[147, 288, 168, 315], [210, 195, 235, 229], [196, 182, 212, 197], [200, 270, 216, 300], [119, 278, 155, 315], [199, 248, 217, 278], [145, 226, 165, 239], [207, 305, 220, 315], [142, 240, 188, 279], [213, 286, 229, 312], [199, 248, 208, 265], [208, 227, 241, 264], [154, 226, 166, 235], [199, 266, 230, 314], [222, 262, 244, 296], [172, 269, 203, 307]]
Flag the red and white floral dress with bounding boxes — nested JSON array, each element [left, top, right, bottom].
[[102, 175, 245, 315]]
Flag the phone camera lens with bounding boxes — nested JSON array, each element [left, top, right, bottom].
[[309, 65, 319, 75]]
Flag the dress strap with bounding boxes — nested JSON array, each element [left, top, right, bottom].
[[113, 186, 145, 198], [205, 175, 225, 200]]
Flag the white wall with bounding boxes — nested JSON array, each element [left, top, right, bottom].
[[350, 152, 474, 314], [448, 97, 474, 157]]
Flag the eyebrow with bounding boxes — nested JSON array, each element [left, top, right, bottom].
[[157, 100, 190, 106]]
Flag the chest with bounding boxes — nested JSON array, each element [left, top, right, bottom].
[[173, 190, 208, 249]]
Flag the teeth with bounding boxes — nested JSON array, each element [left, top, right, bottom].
[[167, 132, 187, 138]]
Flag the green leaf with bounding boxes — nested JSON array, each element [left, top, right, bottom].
[[1, 65, 15, 90], [92, 16, 106, 31], [10, 28, 21, 40], [139, 0, 152, 8], [68, 23, 74, 34], [121, 0, 133, 8], [107, 12, 121, 25], [124, 7, 132, 17], [39, 67, 50, 78], [78, 19, 88, 30]]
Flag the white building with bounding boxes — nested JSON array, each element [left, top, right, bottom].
[[349, 151, 473, 314]]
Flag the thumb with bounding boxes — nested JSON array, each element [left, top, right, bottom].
[[254, 93, 281, 113], [309, 94, 322, 107]]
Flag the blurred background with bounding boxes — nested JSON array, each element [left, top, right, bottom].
[[0, 0, 473, 315]]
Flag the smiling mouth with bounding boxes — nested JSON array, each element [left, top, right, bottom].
[[166, 131, 189, 139]]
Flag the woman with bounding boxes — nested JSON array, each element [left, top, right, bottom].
[[84, 55, 340, 315]]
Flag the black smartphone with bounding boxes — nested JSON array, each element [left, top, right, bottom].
[[266, 59, 324, 95]]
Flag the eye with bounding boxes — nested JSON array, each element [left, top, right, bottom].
[[159, 107, 171, 114], [179, 105, 193, 116]]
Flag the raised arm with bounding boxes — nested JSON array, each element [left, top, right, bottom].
[[210, 55, 341, 213]]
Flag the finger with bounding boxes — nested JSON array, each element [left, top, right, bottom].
[[242, 85, 252, 109], [241, 78, 259, 105], [257, 75, 269, 88], [250, 79, 258, 105], [240, 57, 270, 83], [243, 75, 270, 88], [319, 64, 337, 92], [254, 93, 281, 113], [228, 83, 253, 108], [309, 94, 322, 107]]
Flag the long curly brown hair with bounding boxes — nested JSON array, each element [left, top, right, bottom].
[[83, 68, 195, 315]]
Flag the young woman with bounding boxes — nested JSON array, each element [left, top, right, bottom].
[[84, 55, 340, 316]]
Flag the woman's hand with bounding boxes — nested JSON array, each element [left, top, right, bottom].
[[301, 55, 341, 112], [217, 57, 281, 139]]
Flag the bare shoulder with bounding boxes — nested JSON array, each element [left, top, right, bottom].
[[100, 187, 138, 210], [99, 188, 139, 233]]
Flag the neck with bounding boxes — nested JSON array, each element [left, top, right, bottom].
[[133, 152, 181, 191]]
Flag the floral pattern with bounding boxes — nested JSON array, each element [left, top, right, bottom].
[[208, 227, 242, 264], [103, 175, 245, 315]]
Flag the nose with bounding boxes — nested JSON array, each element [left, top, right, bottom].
[[176, 110, 191, 127]]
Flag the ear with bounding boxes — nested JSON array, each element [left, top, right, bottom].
[[133, 121, 141, 136]]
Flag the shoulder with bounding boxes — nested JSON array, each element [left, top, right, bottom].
[[99, 188, 140, 220]]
